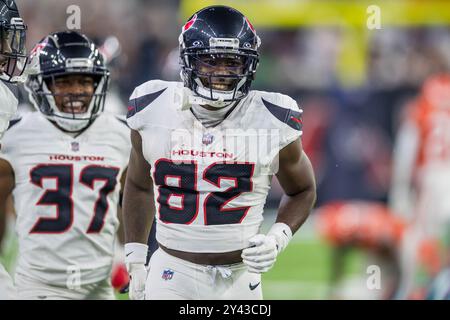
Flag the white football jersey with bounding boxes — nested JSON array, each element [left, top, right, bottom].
[[0, 263, 16, 299], [0, 80, 19, 139], [127, 80, 303, 253], [0, 112, 130, 286]]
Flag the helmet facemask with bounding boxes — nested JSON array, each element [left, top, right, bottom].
[[0, 17, 27, 83], [184, 52, 257, 107], [25, 31, 110, 133], [27, 66, 109, 133], [180, 36, 260, 108]]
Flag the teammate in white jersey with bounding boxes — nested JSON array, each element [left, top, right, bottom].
[[0, 31, 131, 299], [0, 0, 27, 300], [123, 5, 317, 300], [0, 0, 27, 137]]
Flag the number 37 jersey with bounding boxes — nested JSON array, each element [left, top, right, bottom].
[[127, 81, 303, 253], [0, 112, 130, 285]]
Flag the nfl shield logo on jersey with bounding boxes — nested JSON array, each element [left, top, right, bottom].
[[162, 269, 174, 280], [202, 132, 214, 145], [71, 141, 79, 152]]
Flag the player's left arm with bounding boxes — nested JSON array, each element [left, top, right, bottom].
[[242, 138, 316, 273], [275, 137, 316, 233]]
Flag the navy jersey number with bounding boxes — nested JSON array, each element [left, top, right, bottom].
[[80, 165, 120, 233], [154, 160, 254, 225], [30, 164, 119, 234], [153, 160, 199, 224], [203, 163, 254, 225], [30, 164, 74, 233]]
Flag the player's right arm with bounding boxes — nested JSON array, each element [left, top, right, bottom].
[[122, 129, 155, 300], [0, 159, 14, 251], [123, 129, 155, 244], [389, 119, 419, 221]]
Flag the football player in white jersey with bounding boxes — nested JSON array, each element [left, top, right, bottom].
[[123, 5, 317, 300], [0, 31, 131, 299], [0, 0, 27, 300], [0, 0, 26, 137]]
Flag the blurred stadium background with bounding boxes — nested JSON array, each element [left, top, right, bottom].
[[2, 0, 450, 299]]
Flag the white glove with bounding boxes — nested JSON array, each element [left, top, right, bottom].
[[0, 80, 18, 139], [124, 242, 148, 300], [242, 223, 292, 274]]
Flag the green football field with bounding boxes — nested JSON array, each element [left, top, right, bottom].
[[0, 217, 371, 300], [262, 237, 369, 299]]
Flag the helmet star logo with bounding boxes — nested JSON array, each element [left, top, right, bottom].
[[245, 17, 256, 34], [183, 14, 197, 32], [29, 41, 47, 57]]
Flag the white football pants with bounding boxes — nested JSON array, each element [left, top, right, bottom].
[[145, 248, 263, 300], [15, 273, 115, 300]]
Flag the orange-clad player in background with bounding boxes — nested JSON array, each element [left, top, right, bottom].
[[390, 74, 450, 299], [316, 201, 406, 299]]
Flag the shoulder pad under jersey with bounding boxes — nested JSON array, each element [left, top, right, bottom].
[[257, 91, 303, 132], [126, 80, 171, 119]]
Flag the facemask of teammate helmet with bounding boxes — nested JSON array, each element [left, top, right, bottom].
[[0, 20, 27, 83], [40, 74, 107, 133]]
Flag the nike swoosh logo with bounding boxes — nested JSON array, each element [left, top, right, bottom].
[[283, 230, 288, 237], [249, 282, 260, 291], [126, 251, 133, 257]]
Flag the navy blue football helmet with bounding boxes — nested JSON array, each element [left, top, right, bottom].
[[25, 31, 110, 132], [179, 6, 260, 107]]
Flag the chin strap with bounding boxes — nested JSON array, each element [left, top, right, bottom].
[[179, 87, 234, 110]]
